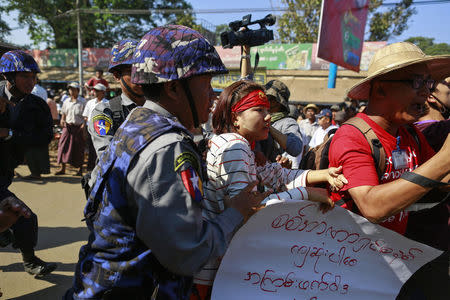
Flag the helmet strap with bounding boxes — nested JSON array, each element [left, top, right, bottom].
[[120, 77, 144, 99], [4, 73, 24, 98], [181, 79, 199, 128]]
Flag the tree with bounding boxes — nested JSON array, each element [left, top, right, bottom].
[[405, 37, 450, 55], [0, 19, 10, 42], [278, 0, 322, 43], [277, 0, 416, 43], [0, 0, 196, 48], [367, 0, 415, 41]]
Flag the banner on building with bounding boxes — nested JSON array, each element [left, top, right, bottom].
[[317, 0, 370, 72], [311, 41, 386, 71], [212, 69, 266, 89]]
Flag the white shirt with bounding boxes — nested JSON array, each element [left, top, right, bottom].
[[308, 124, 339, 148], [195, 132, 310, 285], [82, 98, 107, 122], [61, 97, 85, 125], [31, 84, 48, 101]]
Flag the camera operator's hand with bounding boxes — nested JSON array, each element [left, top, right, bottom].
[[228, 181, 272, 219], [0, 196, 32, 232]]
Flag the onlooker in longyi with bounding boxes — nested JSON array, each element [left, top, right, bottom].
[[55, 82, 86, 176]]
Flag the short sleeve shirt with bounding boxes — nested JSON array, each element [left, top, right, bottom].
[[329, 113, 435, 234], [61, 98, 85, 125]]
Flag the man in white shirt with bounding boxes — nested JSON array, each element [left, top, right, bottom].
[[31, 79, 47, 101], [308, 108, 339, 148], [298, 103, 320, 147]]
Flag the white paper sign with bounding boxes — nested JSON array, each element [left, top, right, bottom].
[[212, 202, 442, 300]]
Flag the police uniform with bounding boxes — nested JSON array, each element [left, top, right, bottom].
[[72, 101, 243, 299], [87, 93, 137, 157], [0, 80, 54, 269]]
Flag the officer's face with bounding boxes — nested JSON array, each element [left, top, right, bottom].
[[14, 72, 37, 95], [117, 66, 145, 105], [189, 75, 215, 125]]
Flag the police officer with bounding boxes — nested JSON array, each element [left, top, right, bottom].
[[0, 50, 57, 276], [88, 39, 145, 157], [67, 25, 270, 300]]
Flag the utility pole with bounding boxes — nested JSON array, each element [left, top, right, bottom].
[[76, 0, 84, 93]]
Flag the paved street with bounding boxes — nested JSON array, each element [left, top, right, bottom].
[[0, 155, 89, 299]]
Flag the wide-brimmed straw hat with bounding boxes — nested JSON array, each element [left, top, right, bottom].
[[348, 42, 450, 100], [303, 103, 319, 114]]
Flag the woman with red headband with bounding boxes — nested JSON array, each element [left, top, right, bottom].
[[191, 81, 347, 299]]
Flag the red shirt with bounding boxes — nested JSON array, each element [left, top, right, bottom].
[[86, 77, 109, 88], [329, 113, 435, 234]]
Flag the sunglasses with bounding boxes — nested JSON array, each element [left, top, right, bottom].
[[380, 75, 435, 91]]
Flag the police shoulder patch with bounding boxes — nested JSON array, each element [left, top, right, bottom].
[[174, 151, 199, 173], [180, 166, 203, 203], [93, 114, 113, 136]]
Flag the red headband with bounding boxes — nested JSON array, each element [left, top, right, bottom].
[[231, 89, 270, 113]]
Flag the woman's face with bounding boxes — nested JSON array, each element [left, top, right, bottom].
[[234, 106, 271, 143]]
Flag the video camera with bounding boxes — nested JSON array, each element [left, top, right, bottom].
[[220, 14, 276, 48]]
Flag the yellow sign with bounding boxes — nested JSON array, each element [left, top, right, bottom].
[[212, 69, 266, 89]]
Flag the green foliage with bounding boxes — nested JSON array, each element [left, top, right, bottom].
[[405, 37, 450, 55], [277, 0, 416, 43], [278, 0, 322, 43], [367, 0, 415, 41], [0, 18, 11, 42], [0, 0, 195, 48], [215, 24, 229, 36]]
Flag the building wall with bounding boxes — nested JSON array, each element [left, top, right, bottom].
[[266, 69, 367, 104]]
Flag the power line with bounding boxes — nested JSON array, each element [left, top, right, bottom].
[[55, 0, 450, 18]]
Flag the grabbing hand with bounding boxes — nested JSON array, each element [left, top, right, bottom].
[[276, 155, 292, 169], [306, 187, 334, 213], [229, 181, 272, 219], [327, 166, 348, 192], [0, 196, 32, 232]]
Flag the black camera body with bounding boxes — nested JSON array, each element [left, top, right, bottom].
[[220, 14, 276, 48]]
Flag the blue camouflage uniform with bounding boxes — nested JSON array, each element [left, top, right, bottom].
[[72, 102, 243, 299], [87, 39, 141, 158], [69, 24, 239, 300]]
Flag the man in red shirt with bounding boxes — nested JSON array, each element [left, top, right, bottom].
[[329, 42, 450, 298], [84, 68, 109, 96]]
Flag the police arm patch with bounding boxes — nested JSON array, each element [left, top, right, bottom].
[[92, 114, 112, 136], [174, 151, 199, 173], [180, 166, 203, 203]]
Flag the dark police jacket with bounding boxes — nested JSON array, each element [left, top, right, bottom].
[[0, 81, 53, 200]]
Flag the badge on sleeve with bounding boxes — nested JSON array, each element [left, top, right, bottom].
[[180, 166, 204, 203], [93, 115, 112, 136]]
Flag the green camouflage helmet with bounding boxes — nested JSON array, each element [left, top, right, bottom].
[[264, 79, 290, 113]]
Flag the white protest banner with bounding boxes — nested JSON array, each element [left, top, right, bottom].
[[212, 202, 442, 300]]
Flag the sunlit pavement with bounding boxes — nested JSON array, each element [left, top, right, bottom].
[[0, 160, 89, 299]]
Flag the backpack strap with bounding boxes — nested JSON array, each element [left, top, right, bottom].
[[343, 117, 386, 180], [109, 96, 125, 132]]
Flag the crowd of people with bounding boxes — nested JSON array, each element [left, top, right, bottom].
[[0, 24, 449, 300]]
